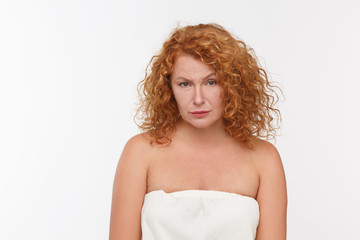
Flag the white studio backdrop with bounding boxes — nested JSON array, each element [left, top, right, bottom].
[[0, 0, 359, 239]]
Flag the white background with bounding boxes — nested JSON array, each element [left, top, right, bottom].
[[1, 0, 359, 239]]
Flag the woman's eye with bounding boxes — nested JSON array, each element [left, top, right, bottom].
[[179, 82, 189, 87], [207, 80, 217, 85]]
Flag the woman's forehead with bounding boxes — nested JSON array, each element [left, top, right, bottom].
[[172, 54, 215, 77]]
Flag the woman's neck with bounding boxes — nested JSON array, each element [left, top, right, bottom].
[[174, 118, 230, 148]]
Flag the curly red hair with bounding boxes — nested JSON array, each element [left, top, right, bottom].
[[136, 23, 282, 148]]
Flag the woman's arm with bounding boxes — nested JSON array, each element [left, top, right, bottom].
[[109, 134, 150, 240], [255, 141, 287, 240]]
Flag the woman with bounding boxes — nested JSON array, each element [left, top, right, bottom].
[[109, 23, 287, 240]]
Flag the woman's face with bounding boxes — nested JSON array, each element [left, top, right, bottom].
[[170, 54, 225, 129]]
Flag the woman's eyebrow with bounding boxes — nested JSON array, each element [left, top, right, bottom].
[[204, 73, 216, 79], [174, 72, 216, 81]]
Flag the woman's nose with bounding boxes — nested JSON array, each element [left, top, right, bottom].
[[193, 86, 205, 105]]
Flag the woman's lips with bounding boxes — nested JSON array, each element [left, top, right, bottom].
[[190, 111, 210, 117]]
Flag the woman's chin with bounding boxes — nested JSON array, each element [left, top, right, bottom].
[[182, 118, 220, 130]]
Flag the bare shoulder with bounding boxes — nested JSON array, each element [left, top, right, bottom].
[[115, 132, 152, 179], [124, 132, 152, 151], [118, 133, 150, 170], [250, 138, 287, 240], [250, 138, 283, 172], [109, 132, 153, 239]]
